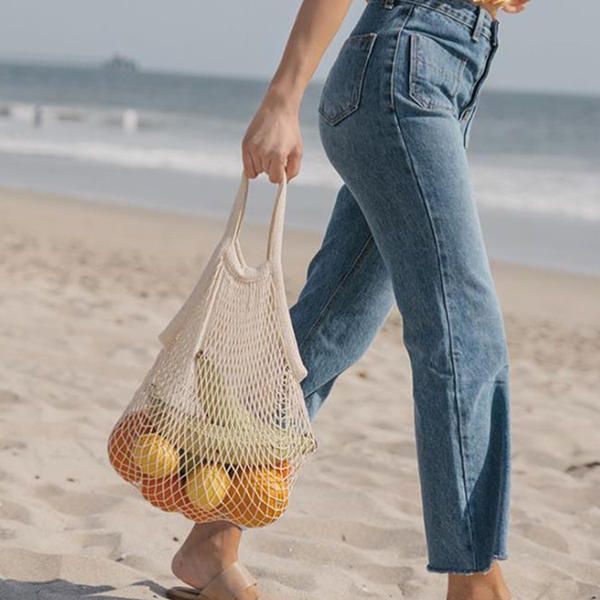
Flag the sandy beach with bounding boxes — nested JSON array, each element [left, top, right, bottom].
[[0, 185, 598, 600]]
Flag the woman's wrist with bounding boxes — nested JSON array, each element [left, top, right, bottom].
[[264, 79, 305, 114]]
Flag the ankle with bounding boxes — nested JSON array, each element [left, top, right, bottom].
[[446, 584, 511, 600], [447, 593, 510, 600], [446, 562, 511, 600], [178, 522, 240, 563]]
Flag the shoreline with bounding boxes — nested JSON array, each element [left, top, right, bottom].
[[2, 182, 599, 346], [2, 180, 600, 280], [2, 157, 600, 279]]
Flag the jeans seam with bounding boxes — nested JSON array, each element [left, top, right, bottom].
[[389, 107, 477, 570], [390, 4, 416, 111], [297, 232, 375, 352]]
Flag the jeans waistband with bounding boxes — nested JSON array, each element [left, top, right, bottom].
[[367, 0, 498, 43]]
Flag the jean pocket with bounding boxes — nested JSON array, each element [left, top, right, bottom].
[[318, 32, 377, 127], [408, 33, 467, 114]]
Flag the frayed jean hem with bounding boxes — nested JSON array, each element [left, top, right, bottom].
[[426, 554, 508, 576]]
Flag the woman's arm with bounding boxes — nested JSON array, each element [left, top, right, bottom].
[[242, 0, 529, 184], [242, 0, 353, 183]]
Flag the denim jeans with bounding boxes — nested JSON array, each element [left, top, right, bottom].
[[289, 0, 511, 575]]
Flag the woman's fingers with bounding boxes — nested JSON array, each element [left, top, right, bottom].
[[474, 0, 529, 14], [242, 147, 259, 179], [266, 148, 302, 183], [242, 144, 301, 184], [503, 6, 527, 13], [286, 149, 302, 181], [502, 0, 529, 13], [266, 153, 287, 184], [241, 105, 303, 183]]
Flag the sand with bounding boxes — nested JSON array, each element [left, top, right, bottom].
[[0, 186, 598, 599]]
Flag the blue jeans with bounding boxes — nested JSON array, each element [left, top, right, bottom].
[[290, 0, 510, 575]]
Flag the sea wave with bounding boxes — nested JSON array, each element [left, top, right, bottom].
[[0, 134, 598, 223], [472, 160, 600, 222], [0, 135, 340, 189], [0, 101, 177, 131]]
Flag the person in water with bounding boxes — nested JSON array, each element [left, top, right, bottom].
[[167, 1, 529, 599]]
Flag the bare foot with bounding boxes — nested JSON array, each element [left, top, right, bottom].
[[446, 561, 511, 600], [171, 521, 258, 599]]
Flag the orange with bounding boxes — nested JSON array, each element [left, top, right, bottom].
[[108, 411, 151, 483], [224, 466, 289, 528], [273, 459, 292, 480], [178, 481, 216, 523], [140, 472, 214, 521], [140, 475, 187, 512], [178, 494, 213, 523]]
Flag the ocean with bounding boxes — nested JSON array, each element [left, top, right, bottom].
[[0, 62, 598, 274]]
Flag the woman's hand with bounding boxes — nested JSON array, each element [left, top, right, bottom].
[[501, 0, 530, 14], [474, 0, 530, 16], [242, 94, 303, 184], [240, 0, 354, 184]]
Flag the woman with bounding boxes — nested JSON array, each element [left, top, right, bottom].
[[167, 0, 528, 599]]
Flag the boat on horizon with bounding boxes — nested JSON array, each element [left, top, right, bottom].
[[103, 53, 138, 72]]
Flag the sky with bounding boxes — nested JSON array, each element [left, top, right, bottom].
[[2, 0, 599, 96]]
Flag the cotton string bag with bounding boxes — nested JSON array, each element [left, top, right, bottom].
[[108, 172, 318, 528]]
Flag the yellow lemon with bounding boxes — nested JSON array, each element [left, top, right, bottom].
[[132, 433, 179, 478], [185, 465, 231, 511]]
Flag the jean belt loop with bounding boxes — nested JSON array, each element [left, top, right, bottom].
[[471, 6, 486, 42], [383, 0, 395, 9], [491, 19, 500, 47]]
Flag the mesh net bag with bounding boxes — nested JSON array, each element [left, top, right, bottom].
[[107, 173, 317, 527]]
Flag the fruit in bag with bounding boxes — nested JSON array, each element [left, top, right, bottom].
[[140, 474, 187, 512], [107, 176, 318, 527], [108, 411, 152, 483], [185, 464, 232, 511], [133, 433, 180, 478], [224, 466, 289, 527], [178, 495, 212, 522]]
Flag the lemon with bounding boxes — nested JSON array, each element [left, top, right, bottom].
[[185, 465, 231, 511], [132, 433, 180, 478]]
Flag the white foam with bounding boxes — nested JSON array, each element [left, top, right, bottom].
[[3, 103, 37, 123], [0, 128, 597, 223], [0, 135, 341, 189], [472, 160, 600, 222]]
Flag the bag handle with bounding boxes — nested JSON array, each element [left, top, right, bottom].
[[223, 170, 288, 264]]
